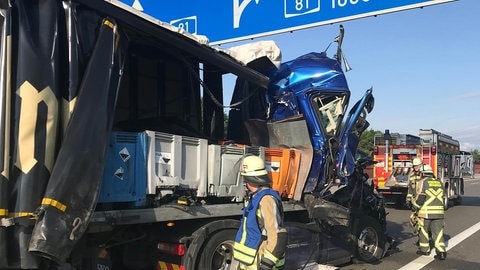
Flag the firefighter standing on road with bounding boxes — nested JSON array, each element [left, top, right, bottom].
[[406, 157, 422, 207], [412, 164, 447, 260], [406, 157, 423, 242], [233, 155, 287, 270]]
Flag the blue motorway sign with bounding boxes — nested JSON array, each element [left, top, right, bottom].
[[119, 0, 455, 45]]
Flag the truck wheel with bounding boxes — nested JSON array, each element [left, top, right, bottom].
[[453, 196, 462, 205], [443, 196, 449, 210], [354, 216, 386, 263], [197, 229, 237, 270]]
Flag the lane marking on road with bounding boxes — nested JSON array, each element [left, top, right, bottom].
[[398, 220, 480, 270]]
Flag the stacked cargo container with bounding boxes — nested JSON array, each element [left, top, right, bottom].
[[98, 131, 303, 208]]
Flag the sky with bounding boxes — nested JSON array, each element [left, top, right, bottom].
[[219, 0, 480, 151]]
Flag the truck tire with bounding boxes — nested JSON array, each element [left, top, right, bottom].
[[197, 228, 237, 270], [444, 196, 450, 210], [353, 216, 386, 263], [453, 196, 462, 205]]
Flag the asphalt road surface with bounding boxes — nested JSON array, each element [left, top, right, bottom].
[[338, 176, 480, 270]]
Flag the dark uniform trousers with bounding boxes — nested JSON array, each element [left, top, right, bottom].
[[417, 217, 446, 253]]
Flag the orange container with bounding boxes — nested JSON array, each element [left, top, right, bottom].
[[265, 148, 301, 199]]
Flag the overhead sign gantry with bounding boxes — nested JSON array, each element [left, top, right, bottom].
[[117, 0, 456, 45]]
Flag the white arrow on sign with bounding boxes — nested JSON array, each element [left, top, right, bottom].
[[234, 0, 260, 29], [132, 0, 143, 11]]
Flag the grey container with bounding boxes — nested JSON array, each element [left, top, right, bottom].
[[145, 130, 208, 197], [207, 144, 264, 202]]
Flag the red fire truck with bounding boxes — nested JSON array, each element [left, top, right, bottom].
[[373, 131, 421, 207], [418, 129, 464, 207], [373, 129, 464, 208]]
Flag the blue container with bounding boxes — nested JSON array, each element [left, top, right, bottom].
[[98, 131, 147, 207]]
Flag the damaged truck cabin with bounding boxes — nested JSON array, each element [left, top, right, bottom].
[[0, 0, 390, 269]]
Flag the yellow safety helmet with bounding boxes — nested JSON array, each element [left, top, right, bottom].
[[421, 164, 434, 174], [240, 155, 271, 185], [412, 157, 422, 166]]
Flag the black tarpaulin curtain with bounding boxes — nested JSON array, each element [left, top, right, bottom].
[[0, 0, 63, 268], [29, 15, 127, 265], [0, 0, 126, 268], [227, 57, 273, 144]]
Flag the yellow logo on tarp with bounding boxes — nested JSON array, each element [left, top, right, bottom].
[[15, 81, 58, 174]]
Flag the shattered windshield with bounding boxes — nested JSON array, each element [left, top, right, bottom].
[[311, 94, 347, 136]]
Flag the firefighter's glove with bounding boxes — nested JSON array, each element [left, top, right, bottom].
[[409, 212, 418, 228], [259, 257, 275, 270], [260, 251, 285, 270]]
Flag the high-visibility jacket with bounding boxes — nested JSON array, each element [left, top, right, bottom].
[[413, 177, 445, 219], [407, 171, 421, 202], [233, 188, 283, 265]]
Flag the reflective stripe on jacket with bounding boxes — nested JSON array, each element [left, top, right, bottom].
[[233, 188, 282, 265]]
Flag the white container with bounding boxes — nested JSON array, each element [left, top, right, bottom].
[[207, 145, 244, 199], [145, 131, 207, 196], [182, 136, 208, 197], [207, 145, 265, 201]]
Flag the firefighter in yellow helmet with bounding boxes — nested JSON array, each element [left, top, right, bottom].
[[406, 157, 423, 207], [411, 164, 447, 260], [406, 157, 422, 244], [233, 155, 287, 270]]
